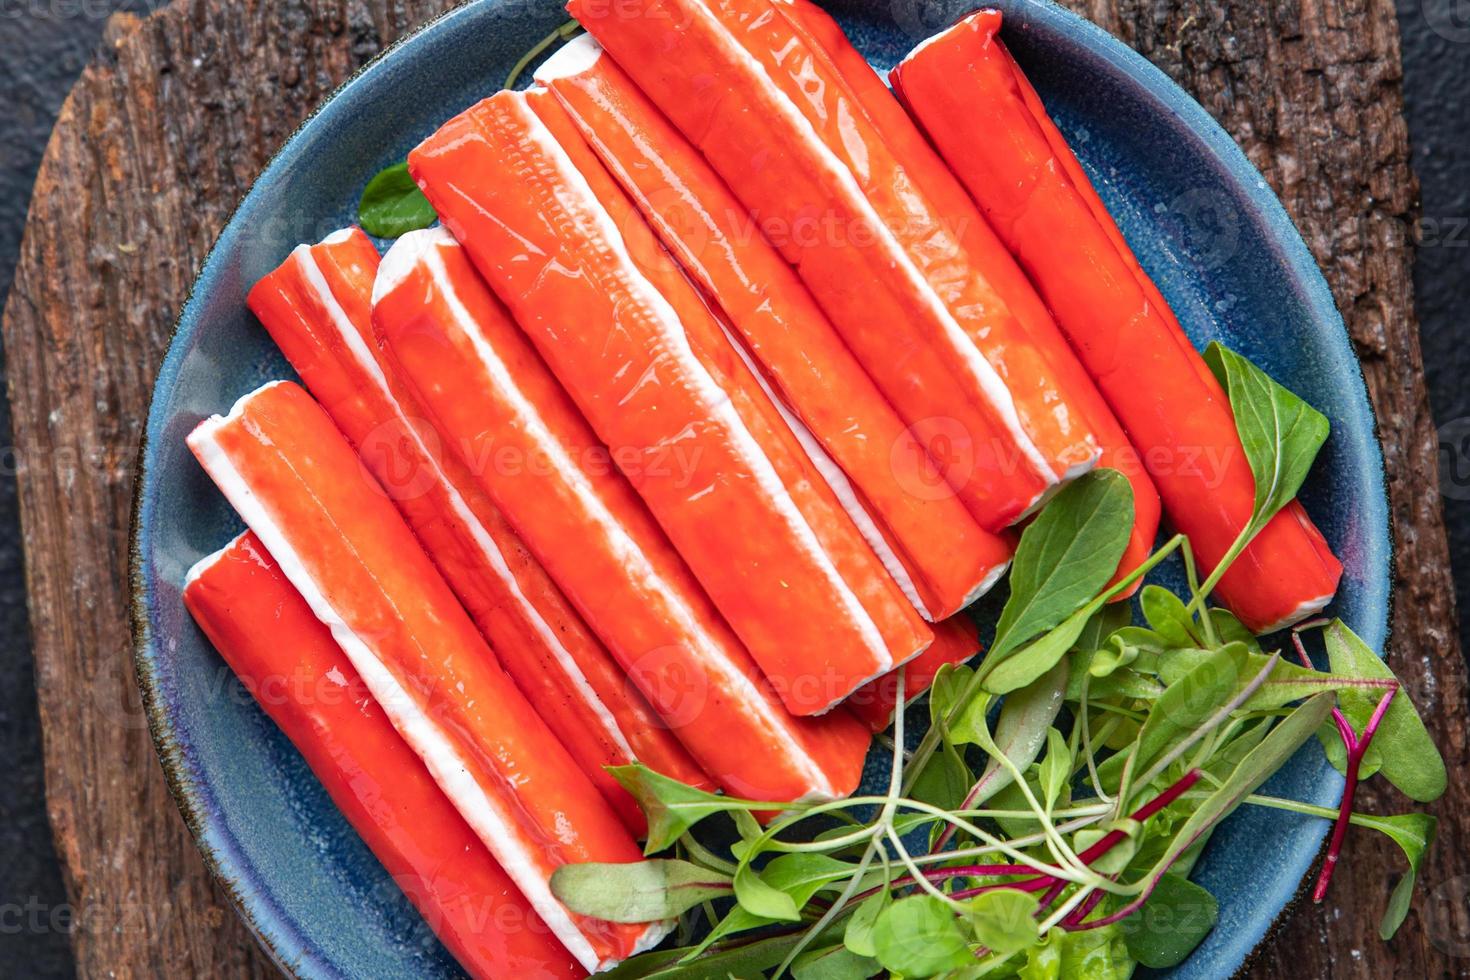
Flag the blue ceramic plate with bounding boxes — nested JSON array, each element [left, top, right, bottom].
[[131, 0, 1390, 976]]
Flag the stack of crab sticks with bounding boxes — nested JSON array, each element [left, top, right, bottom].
[[183, 532, 584, 979], [188, 381, 667, 974], [889, 8, 1342, 632], [531, 37, 1014, 622], [371, 226, 871, 794], [568, 0, 1162, 570], [246, 225, 710, 834], [178, 0, 1345, 973], [407, 87, 935, 715]]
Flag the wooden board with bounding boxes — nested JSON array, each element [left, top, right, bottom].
[[3, 0, 1464, 976]]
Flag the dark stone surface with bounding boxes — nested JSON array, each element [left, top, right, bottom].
[[1400, 0, 1470, 650], [0, 2, 1463, 978], [1, 5, 157, 975]]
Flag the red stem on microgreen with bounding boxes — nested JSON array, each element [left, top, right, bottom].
[[893, 775, 1205, 910], [1061, 882, 1110, 927], [1312, 686, 1396, 902], [1289, 632, 1400, 903]]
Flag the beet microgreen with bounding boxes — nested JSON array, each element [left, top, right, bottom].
[[545, 351, 1445, 977]]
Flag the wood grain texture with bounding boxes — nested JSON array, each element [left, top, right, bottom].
[[2, 0, 1462, 977], [2, 2, 457, 976]]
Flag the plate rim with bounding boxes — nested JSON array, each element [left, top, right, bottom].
[[127, 0, 1393, 976]]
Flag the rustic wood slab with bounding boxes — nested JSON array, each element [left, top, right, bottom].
[[3, 0, 1464, 976]]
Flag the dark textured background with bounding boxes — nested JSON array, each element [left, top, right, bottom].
[[0, 1, 1465, 976]]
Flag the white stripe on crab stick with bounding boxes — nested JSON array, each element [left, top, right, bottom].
[[1256, 593, 1336, 635], [414, 225, 842, 797], [710, 308, 933, 620], [678, 1, 1057, 487], [184, 530, 248, 588], [187, 386, 612, 973], [513, 95, 895, 677], [300, 232, 637, 763]]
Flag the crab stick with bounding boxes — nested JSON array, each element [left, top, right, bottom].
[[533, 39, 1012, 620], [187, 381, 662, 973], [570, 0, 1102, 530], [408, 90, 933, 713], [183, 531, 584, 980], [847, 615, 983, 733], [891, 10, 1342, 632], [373, 227, 872, 793], [246, 228, 709, 834], [773, 0, 1160, 594]]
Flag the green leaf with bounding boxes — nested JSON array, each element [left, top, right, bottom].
[[708, 851, 853, 951], [1119, 873, 1219, 968], [1209, 608, 1262, 650], [1373, 812, 1437, 939], [1019, 932, 1062, 980], [1203, 342, 1330, 526], [968, 661, 1069, 803], [1133, 644, 1252, 778], [1020, 926, 1131, 980], [930, 663, 977, 730], [910, 741, 973, 812], [844, 890, 890, 958], [1075, 601, 1134, 655], [733, 863, 801, 922], [1089, 634, 1140, 679], [1141, 585, 1201, 648], [1074, 821, 1139, 875], [356, 162, 437, 238], [964, 888, 1040, 954], [791, 944, 881, 980], [609, 764, 747, 854], [1039, 727, 1071, 811], [760, 853, 855, 903], [603, 921, 847, 979], [1142, 694, 1335, 888], [872, 894, 975, 976], [549, 859, 729, 922], [1322, 620, 1447, 802], [990, 470, 1135, 662], [985, 602, 1095, 695], [1159, 646, 1375, 711]]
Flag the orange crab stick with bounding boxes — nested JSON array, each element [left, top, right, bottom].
[[571, 0, 1102, 530], [847, 615, 983, 733], [246, 228, 709, 834], [187, 381, 663, 973], [372, 227, 871, 795], [891, 10, 1342, 632], [408, 89, 932, 714], [533, 39, 1013, 620], [183, 531, 584, 980], [774, 0, 1159, 595]]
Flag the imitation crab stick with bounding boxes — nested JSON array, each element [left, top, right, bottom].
[[183, 531, 584, 980], [407, 89, 932, 713], [246, 228, 708, 834], [891, 10, 1342, 632], [571, 0, 1102, 530], [774, 0, 1160, 594], [533, 38, 1013, 620], [372, 228, 871, 794], [847, 615, 983, 733], [187, 381, 663, 973]]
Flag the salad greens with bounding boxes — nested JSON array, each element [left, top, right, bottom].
[[547, 345, 1444, 978], [356, 162, 436, 239]]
